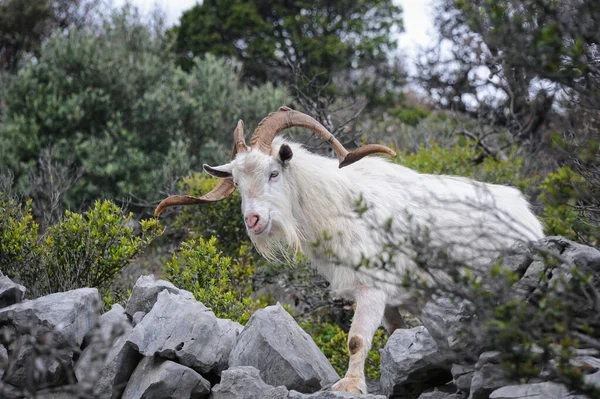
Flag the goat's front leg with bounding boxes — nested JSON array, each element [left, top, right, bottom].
[[332, 285, 386, 393]]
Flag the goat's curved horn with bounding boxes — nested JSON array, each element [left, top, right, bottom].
[[154, 179, 236, 216], [249, 106, 396, 168], [154, 120, 247, 216], [234, 120, 249, 154]]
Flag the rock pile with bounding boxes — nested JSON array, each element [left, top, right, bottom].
[[0, 236, 597, 398]]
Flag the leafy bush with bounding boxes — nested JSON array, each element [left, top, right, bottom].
[[0, 6, 289, 211], [0, 195, 40, 279], [0, 192, 160, 298], [39, 201, 160, 294], [538, 166, 597, 243], [396, 141, 535, 192], [389, 105, 430, 127], [165, 237, 257, 324]]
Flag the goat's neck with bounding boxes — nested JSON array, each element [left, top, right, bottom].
[[288, 153, 359, 253]]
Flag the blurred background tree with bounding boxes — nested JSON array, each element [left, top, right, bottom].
[[171, 0, 405, 106], [0, 0, 96, 72]]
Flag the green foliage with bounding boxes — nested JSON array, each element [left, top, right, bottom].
[[165, 237, 256, 324], [0, 0, 94, 72], [300, 321, 387, 380], [171, 0, 403, 98], [389, 105, 430, 127], [538, 166, 595, 242], [0, 194, 160, 298], [0, 194, 40, 278], [0, 7, 289, 211], [478, 258, 600, 397], [40, 201, 160, 294], [396, 141, 535, 192]]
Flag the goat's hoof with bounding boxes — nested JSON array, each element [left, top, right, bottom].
[[332, 377, 366, 393]]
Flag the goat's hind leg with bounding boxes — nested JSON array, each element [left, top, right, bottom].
[[382, 305, 404, 334], [332, 285, 386, 393]]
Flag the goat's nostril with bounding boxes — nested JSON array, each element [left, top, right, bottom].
[[245, 214, 260, 228]]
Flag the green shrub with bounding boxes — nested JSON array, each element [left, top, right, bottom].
[[0, 195, 161, 298], [39, 201, 160, 295], [389, 105, 430, 127], [165, 237, 257, 324], [538, 166, 596, 242], [396, 141, 535, 192], [0, 195, 40, 279]]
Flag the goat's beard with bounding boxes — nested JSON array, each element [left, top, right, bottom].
[[250, 215, 303, 262]]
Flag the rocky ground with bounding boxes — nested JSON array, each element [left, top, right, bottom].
[[0, 236, 598, 398]]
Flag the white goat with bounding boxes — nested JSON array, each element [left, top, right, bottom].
[[156, 107, 544, 393]]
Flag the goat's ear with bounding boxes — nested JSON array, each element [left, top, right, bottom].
[[278, 144, 293, 165], [203, 163, 233, 179]]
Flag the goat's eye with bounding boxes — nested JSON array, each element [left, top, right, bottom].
[[269, 171, 279, 180]]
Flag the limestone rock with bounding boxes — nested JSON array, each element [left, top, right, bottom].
[[380, 326, 452, 399], [0, 288, 100, 389], [489, 382, 570, 399], [469, 363, 512, 399], [124, 274, 195, 318], [122, 356, 211, 399], [417, 389, 462, 399], [4, 335, 72, 388], [90, 332, 142, 399], [0, 288, 100, 347], [421, 296, 477, 355], [210, 366, 288, 399], [228, 303, 339, 393], [128, 290, 241, 374], [0, 276, 26, 309], [451, 364, 475, 394], [75, 304, 133, 390]]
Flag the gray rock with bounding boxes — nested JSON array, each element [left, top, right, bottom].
[[548, 236, 600, 271], [380, 326, 452, 399], [288, 391, 387, 398], [0, 288, 99, 389], [417, 389, 462, 399], [0, 287, 100, 347], [122, 356, 211, 399], [489, 382, 569, 399], [0, 344, 7, 379], [75, 304, 133, 389], [585, 370, 600, 388], [0, 276, 26, 308], [128, 290, 241, 374], [511, 237, 600, 301], [451, 364, 475, 393], [510, 259, 547, 300], [475, 351, 502, 368], [498, 243, 534, 275], [132, 311, 145, 326], [228, 303, 339, 393], [469, 363, 512, 399], [0, 380, 24, 399], [81, 303, 130, 349], [91, 331, 143, 399], [421, 296, 477, 355], [125, 274, 195, 318], [210, 366, 289, 399], [4, 335, 72, 388]]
